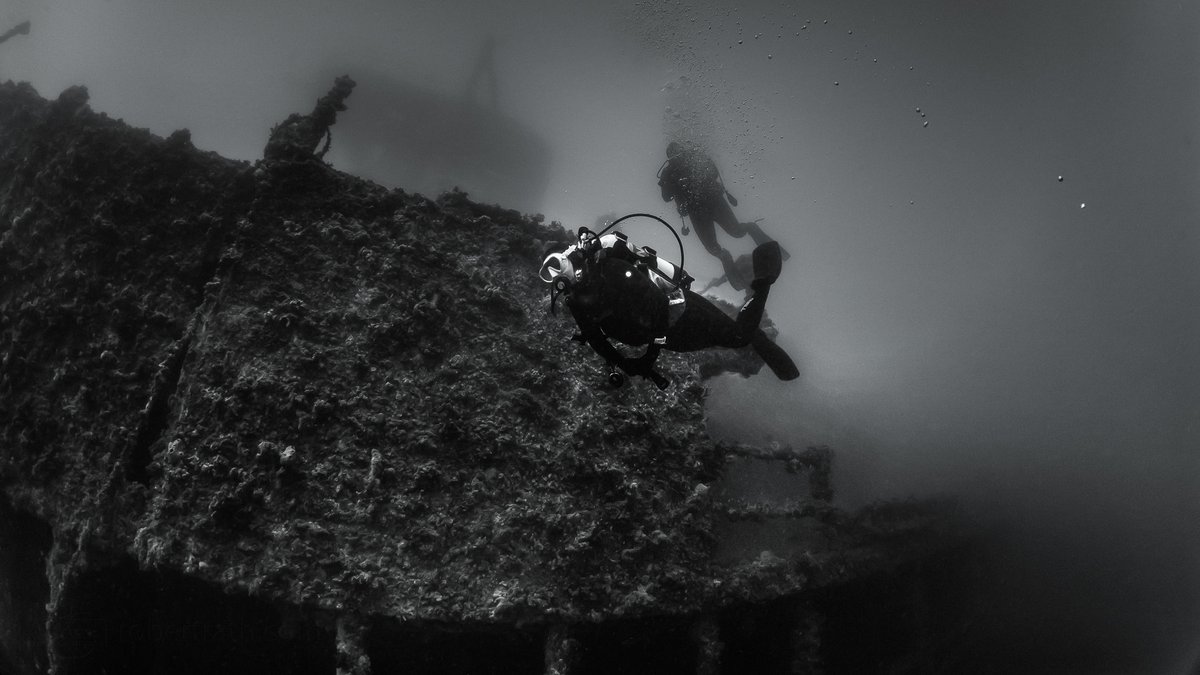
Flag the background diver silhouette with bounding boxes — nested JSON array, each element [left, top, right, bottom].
[[657, 141, 789, 291], [541, 227, 799, 388]]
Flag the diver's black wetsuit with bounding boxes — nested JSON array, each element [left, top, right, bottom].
[[566, 256, 770, 380]]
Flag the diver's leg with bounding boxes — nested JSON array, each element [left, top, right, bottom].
[[668, 287, 765, 350], [692, 209, 746, 290], [744, 220, 771, 246], [714, 203, 791, 260], [665, 292, 746, 351], [751, 329, 800, 380], [711, 200, 747, 238], [712, 200, 766, 244], [690, 211, 721, 257], [667, 242, 783, 351], [728, 241, 783, 343]]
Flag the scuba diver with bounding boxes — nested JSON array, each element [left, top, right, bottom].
[[540, 215, 799, 389], [657, 141, 787, 290]]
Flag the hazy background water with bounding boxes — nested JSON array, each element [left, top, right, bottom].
[[3, 0, 1197, 671]]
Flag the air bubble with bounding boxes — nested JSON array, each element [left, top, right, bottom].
[[1057, 175, 1064, 182]]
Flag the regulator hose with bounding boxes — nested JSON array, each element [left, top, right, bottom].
[[595, 212, 686, 278]]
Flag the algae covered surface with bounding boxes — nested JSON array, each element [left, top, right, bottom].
[[0, 80, 960, 643], [132, 171, 739, 623]]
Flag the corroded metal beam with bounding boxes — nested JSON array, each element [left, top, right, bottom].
[[718, 443, 834, 502], [544, 624, 579, 675], [717, 498, 840, 523]]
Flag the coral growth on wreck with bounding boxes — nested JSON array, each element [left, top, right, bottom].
[[0, 80, 967, 674]]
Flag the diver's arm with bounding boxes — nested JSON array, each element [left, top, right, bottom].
[[628, 343, 669, 389], [575, 317, 639, 375], [626, 342, 662, 373], [572, 314, 666, 386], [589, 329, 668, 389], [577, 319, 628, 370]]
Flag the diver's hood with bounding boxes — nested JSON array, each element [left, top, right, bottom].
[[539, 250, 579, 285], [539, 227, 623, 313], [540, 248, 583, 315]]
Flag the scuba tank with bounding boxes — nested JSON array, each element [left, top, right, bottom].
[[591, 231, 691, 331], [593, 231, 693, 290], [542, 223, 693, 315]]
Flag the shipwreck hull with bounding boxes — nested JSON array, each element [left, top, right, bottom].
[[0, 80, 974, 673]]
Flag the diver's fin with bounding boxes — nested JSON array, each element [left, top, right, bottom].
[[751, 330, 800, 381], [746, 222, 791, 261], [752, 241, 783, 286]]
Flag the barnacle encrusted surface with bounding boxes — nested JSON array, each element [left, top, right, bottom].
[[0, 79, 959, 648]]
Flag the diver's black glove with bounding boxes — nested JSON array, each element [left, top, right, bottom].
[[623, 354, 670, 390]]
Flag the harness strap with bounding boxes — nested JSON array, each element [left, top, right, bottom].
[[649, 270, 688, 340]]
